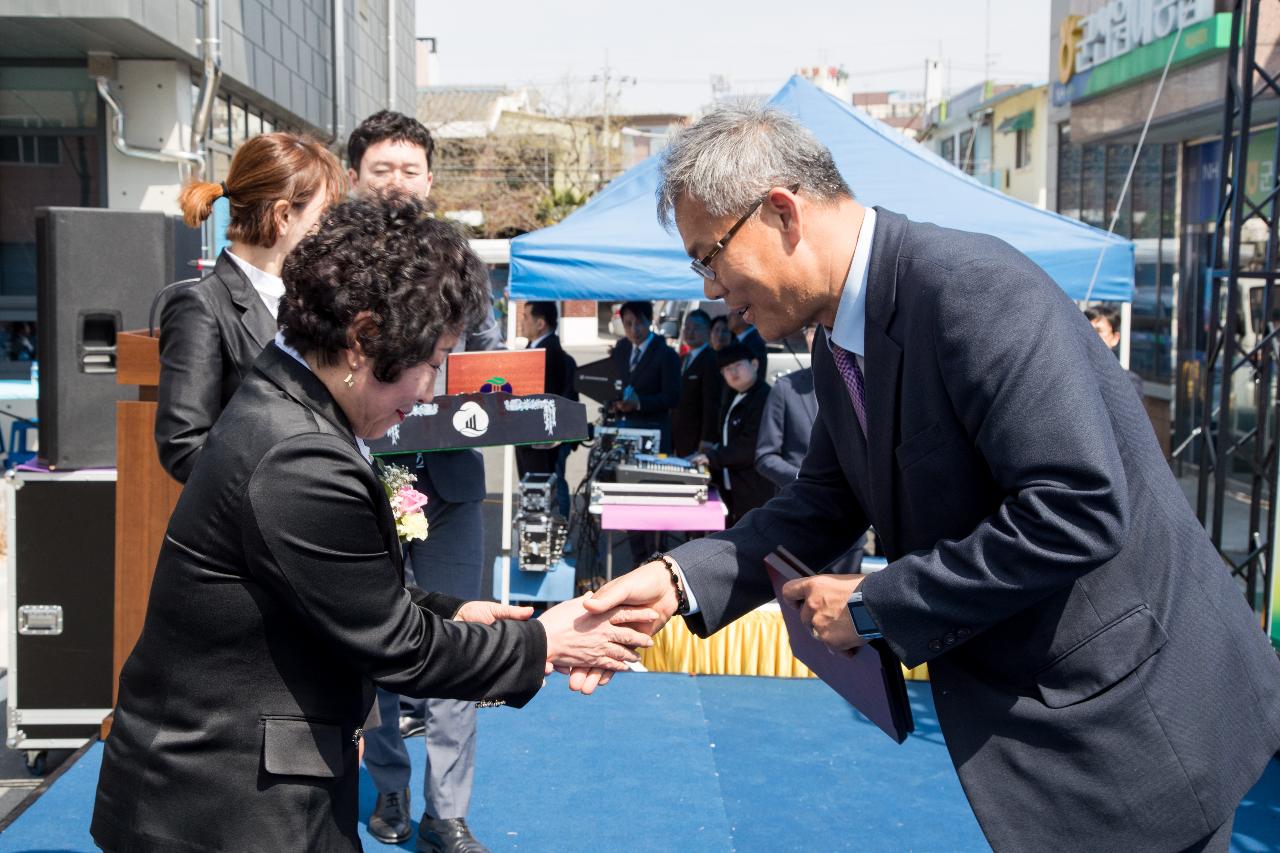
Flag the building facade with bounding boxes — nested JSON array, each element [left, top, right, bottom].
[[1046, 0, 1280, 459], [0, 0, 414, 374]]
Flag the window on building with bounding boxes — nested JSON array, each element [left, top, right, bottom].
[[1015, 128, 1031, 169], [1081, 144, 1106, 228], [941, 136, 956, 165], [959, 129, 975, 174], [1057, 123, 1081, 220], [0, 135, 60, 165], [1106, 144, 1134, 236]]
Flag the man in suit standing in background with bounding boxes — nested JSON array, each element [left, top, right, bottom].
[[585, 104, 1280, 852], [671, 308, 722, 457], [727, 303, 767, 376], [515, 301, 575, 517], [609, 300, 681, 453], [346, 110, 495, 853]]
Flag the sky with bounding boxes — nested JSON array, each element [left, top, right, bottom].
[[414, 0, 1053, 116]]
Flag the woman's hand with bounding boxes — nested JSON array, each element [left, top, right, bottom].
[[538, 595, 657, 673], [454, 601, 534, 625]]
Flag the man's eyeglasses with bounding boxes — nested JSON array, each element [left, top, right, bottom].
[[690, 184, 800, 281]]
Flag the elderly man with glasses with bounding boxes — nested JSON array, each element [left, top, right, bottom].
[[581, 104, 1280, 853]]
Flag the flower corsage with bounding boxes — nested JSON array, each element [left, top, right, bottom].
[[378, 461, 430, 543]]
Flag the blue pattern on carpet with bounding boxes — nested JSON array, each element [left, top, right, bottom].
[[0, 673, 1276, 851]]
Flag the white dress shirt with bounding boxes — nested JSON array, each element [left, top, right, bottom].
[[227, 250, 285, 319]]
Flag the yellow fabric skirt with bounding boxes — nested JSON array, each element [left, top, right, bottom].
[[638, 603, 929, 681]]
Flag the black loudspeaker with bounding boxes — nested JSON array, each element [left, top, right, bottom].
[[35, 207, 201, 469]]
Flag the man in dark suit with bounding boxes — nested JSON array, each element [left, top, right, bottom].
[[515, 301, 576, 516], [586, 105, 1280, 852], [755, 326, 864, 572], [346, 110, 497, 852], [671, 309, 722, 457], [690, 343, 775, 524], [727, 306, 768, 376], [609, 300, 681, 453]]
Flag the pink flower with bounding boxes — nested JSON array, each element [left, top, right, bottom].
[[394, 486, 429, 515]]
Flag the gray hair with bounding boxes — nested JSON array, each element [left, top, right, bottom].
[[656, 102, 852, 229]]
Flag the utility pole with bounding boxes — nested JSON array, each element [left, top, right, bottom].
[[591, 53, 634, 184]]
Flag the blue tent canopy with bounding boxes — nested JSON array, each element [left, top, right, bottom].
[[510, 75, 1133, 303]]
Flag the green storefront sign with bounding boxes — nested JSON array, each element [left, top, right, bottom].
[[1053, 13, 1234, 107]]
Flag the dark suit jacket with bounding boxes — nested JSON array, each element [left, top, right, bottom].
[[671, 345, 722, 457], [669, 208, 1280, 850], [754, 367, 818, 487], [610, 334, 681, 447], [737, 326, 768, 375], [155, 250, 276, 483], [707, 381, 775, 523], [92, 343, 546, 853]]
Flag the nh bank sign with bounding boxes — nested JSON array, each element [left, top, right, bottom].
[[1053, 0, 1229, 106]]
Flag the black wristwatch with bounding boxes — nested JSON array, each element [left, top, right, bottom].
[[846, 590, 882, 640]]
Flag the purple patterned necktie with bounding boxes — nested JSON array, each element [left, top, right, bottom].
[[830, 343, 868, 435]]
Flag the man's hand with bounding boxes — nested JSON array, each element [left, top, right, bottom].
[[538, 595, 658, 679], [454, 601, 534, 625], [781, 573, 867, 651], [571, 561, 683, 693]]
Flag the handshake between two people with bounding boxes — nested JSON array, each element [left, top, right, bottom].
[[455, 558, 871, 696], [451, 594, 665, 696]]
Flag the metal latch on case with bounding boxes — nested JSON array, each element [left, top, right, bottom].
[[17, 605, 63, 635]]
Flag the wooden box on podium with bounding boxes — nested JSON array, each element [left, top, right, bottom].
[[111, 331, 182, 717]]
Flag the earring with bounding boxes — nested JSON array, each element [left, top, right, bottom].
[[343, 371, 355, 388]]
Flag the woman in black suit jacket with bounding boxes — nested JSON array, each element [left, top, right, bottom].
[[692, 343, 776, 525], [92, 199, 652, 853], [156, 132, 345, 483]]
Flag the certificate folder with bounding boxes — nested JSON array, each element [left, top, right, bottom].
[[764, 547, 914, 744]]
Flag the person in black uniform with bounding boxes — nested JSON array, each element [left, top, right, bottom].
[[608, 300, 680, 453], [515, 301, 576, 516], [691, 342, 775, 525]]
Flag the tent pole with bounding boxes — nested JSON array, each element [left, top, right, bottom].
[[1119, 301, 1132, 370], [500, 292, 518, 606]]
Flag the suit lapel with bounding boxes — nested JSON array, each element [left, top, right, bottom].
[[256, 344, 404, 566], [214, 251, 276, 349], [863, 207, 906, 555], [812, 328, 873, 500]]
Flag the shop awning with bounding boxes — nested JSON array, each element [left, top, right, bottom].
[[997, 110, 1035, 134]]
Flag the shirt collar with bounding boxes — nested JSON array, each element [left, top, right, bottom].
[[530, 332, 552, 349], [685, 343, 707, 361], [827, 206, 877, 356], [226, 250, 285, 318], [634, 332, 654, 354], [275, 331, 373, 464], [735, 326, 756, 343]]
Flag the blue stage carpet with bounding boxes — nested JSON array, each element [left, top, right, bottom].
[[0, 673, 1277, 852]]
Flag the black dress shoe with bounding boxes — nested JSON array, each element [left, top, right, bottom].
[[399, 713, 426, 738], [416, 816, 489, 853], [369, 788, 412, 844]]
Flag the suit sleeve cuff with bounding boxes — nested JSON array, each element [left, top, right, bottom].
[[668, 558, 701, 615]]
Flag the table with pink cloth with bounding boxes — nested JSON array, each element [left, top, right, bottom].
[[591, 490, 727, 579]]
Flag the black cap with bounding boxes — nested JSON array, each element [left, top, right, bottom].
[[716, 342, 755, 370]]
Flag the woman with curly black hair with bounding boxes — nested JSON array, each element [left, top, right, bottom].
[[91, 197, 653, 853]]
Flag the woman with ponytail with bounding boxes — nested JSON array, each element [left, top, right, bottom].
[[157, 132, 345, 483]]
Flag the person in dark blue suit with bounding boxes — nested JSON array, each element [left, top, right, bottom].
[[585, 104, 1280, 852], [516, 300, 576, 516], [609, 300, 681, 453]]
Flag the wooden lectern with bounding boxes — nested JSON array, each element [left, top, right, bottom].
[[111, 331, 182, 713]]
